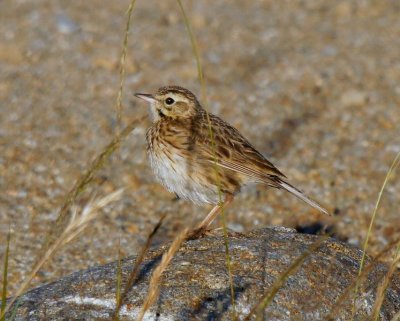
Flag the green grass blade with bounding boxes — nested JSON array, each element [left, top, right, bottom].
[[8, 300, 20, 321]]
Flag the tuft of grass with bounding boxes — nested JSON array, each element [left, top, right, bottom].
[[176, 0, 237, 317], [244, 235, 329, 321], [1, 190, 123, 319], [2, 0, 139, 318], [34, 115, 144, 273], [352, 151, 400, 318], [1, 229, 11, 321], [115, 0, 137, 132], [113, 214, 165, 320], [137, 228, 190, 321]]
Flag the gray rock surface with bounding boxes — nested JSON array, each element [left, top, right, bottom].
[[2, 0, 400, 295], [7, 228, 400, 320]]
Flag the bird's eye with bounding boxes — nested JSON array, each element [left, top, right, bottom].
[[165, 97, 175, 105]]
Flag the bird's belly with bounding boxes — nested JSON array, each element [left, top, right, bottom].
[[148, 151, 219, 205]]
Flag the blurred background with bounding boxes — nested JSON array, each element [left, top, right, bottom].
[[1, 0, 399, 294]]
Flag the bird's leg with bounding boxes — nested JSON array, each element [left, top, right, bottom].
[[189, 194, 234, 239]]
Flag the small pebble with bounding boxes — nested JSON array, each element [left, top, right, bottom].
[[56, 13, 79, 34]]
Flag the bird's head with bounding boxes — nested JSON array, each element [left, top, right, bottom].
[[135, 85, 201, 121]]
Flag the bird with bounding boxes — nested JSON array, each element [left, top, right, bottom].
[[135, 85, 329, 235]]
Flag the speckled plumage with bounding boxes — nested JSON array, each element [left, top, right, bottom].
[[136, 86, 328, 215]]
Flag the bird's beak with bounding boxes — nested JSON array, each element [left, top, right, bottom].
[[134, 93, 157, 103]]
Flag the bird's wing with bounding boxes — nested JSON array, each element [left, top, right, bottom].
[[194, 111, 286, 185], [193, 111, 329, 215]]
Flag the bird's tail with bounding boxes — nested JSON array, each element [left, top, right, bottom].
[[277, 180, 330, 215]]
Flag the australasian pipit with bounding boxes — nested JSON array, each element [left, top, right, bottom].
[[135, 86, 329, 235]]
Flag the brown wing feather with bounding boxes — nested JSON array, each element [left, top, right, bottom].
[[190, 111, 329, 215], [194, 110, 286, 184]]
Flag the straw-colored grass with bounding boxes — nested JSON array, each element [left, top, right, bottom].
[[113, 214, 166, 320], [115, 239, 123, 321], [176, 0, 237, 317], [391, 310, 400, 321], [325, 235, 400, 320], [1, 190, 123, 318], [244, 234, 329, 321], [37, 115, 144, 263], [137, 228, 190, 321], [115, 0, 137, 131], [372, 242, 400, 320], [3, 0, 399, 319], [352, 151, 400, 318], [1, 1, 142, 316], [0, 230, 11, 321]]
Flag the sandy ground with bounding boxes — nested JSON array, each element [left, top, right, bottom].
[[1, 0, 399, 294]]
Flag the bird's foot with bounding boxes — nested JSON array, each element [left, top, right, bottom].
[[187, 226, 238, 240], [187, 226, 209, 240]]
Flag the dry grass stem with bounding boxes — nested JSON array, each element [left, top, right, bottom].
[[137, 228, 190, 321], [115, 0, 137, 131], [1, 190, 123, 318], [112, 1, 138, 318], [244, 235, 329, 321], [176, 0, 206, 101], [35, 116, 144, 267], [220, 210, 237, 319], [176, 0, 237, 314], [325, 235, 400, 320], [391, 310, 400, 321], [352, 151, 400, 318], [115, 239, 123, 321], [113, 214, 166, 320], [63, 189, 125, 245], [1, 230, 11, 321], [372, 243, 400, 320]]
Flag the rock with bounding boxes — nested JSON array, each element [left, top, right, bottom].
[[7, 228, 400, 320]]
